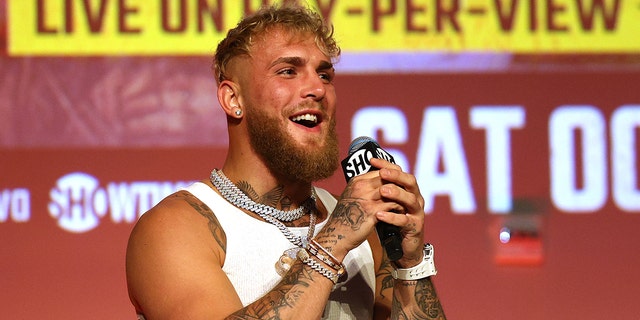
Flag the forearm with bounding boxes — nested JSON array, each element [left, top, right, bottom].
[[225, 260, 333, 319], [391, 277, 446, 320]]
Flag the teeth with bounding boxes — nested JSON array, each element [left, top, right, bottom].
[[291, 114, 318, 123]]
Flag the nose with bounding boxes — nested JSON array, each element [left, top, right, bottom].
[[301, 73, 326, 101]]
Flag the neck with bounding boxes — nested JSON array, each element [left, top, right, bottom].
[[209, 168, 329, 225], [220, 166, 314, 210], [239, 180, 313, 211], [211, 168, 314, 212]]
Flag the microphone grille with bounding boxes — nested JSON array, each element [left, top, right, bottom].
[[348, 136, 375, 155]]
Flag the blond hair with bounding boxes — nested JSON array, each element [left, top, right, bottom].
[[213, 4, 340, 84]]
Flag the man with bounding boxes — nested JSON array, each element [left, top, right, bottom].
[[126, 4, 446, 319]]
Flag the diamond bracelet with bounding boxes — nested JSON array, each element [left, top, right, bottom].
[[297, 248, 344, 284]]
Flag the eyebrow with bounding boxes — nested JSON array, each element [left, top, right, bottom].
[[318, 60, 334, 71], [269, 56, 334, 71]]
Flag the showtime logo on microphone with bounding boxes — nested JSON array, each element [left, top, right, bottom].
[[48, 172, 191, 233], [342, 148, 375, 179], [341, 139, 396, 181]]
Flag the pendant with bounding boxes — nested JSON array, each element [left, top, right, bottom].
[[275, 247, 300, 277]]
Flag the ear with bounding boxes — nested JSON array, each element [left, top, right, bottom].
[[218, 80, 243, 118]]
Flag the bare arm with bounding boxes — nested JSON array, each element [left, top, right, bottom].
[[367, 158, 447, 320], [391, 277, 446, 320], [126, 172, 395, 320], [127, 191, 340, 320], [372, 241, 446, 320], [225, 261, 333, 319], [126, 191, 243, 319]]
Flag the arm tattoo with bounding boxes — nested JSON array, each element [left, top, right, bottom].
[[392, 278, 446, 320], [377, 257, 395, 299], [415, 279, 445, 319], [330, 200, 367, 231], [226, 262, 317, 319], [175, 191, 227, 253], [315, 199, 367, 249], [392, 296, 410, 320]]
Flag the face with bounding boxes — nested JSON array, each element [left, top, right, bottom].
[[229, 28, 339, 182]]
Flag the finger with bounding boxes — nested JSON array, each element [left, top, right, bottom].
[[342, 172, 384, 199], [375, 210, 409, 227], [369, 157, 402, 171], [380, 183, 423, 214], [375, 210, 422, 238], [378, 166, 416, 190], [380, 169, 425, 210]]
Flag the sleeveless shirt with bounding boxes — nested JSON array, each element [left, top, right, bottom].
[[183, 182, 376, 319]]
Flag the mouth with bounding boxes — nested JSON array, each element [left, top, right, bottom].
[[290, 113, 320, 128]]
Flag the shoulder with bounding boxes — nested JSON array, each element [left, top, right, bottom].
[[129, 190, 226, 256], [126, 190, 241, 317]]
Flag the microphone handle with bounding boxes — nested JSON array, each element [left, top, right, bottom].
[[341, 138, 404, 261], [376, 221, 404, 261]]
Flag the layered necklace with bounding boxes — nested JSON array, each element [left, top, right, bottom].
[[209, 169, 317, 276]]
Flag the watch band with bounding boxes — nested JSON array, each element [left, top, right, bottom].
[[391, 243, 437, 280]]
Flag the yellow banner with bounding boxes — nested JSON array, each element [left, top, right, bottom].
[[8, 0, 640, 56]]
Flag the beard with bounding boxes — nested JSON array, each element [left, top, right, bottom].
[[246, 106, 339, 183]]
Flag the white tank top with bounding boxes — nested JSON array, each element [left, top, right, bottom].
[[183, 182, 375, 319]]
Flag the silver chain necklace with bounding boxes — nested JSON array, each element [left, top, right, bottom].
[[210, 169, 314, 222], [209, 169, 317, 248]]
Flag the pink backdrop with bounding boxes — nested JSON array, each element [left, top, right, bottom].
[[2, 1, 640, 319]]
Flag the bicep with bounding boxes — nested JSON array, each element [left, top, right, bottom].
[[126, 202, 243, 320]]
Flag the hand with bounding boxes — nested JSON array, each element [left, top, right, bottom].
[[370, 158, 426, 268], [314, 166, 402, 260]]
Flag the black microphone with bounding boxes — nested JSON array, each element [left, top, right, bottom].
[[341, 136, 404, 261]]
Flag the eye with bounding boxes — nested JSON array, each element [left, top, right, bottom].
[[319, 71, 334, 83], [277, 68, 296, 77]]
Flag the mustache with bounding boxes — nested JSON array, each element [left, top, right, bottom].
[[291, 101, 330, 117]]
